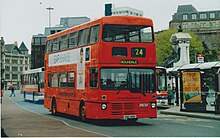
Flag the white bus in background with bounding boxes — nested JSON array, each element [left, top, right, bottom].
[[21, 67, 44, 102], [156, 66, 168, 107]]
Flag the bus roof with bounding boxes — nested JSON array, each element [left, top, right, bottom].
[[47, 16, 153, 40], [179, 61, 220, 70], [167, 61, 220, 74]]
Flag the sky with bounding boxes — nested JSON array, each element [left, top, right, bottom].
[[0, 0, 220, 53]]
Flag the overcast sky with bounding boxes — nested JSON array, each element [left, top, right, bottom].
[[0, 0, 220, 52]]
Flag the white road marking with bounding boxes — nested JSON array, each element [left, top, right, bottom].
[[5, 96, 108, 137]]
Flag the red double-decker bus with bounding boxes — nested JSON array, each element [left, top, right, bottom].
[[44, 16, 157, 121]]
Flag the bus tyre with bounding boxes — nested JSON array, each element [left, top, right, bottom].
[[51, 99, 57, 115], [127, 118, 138, 123], [80, 104, 86, 121], [24, 92, 26, 101], [33, 92, 35, 103]]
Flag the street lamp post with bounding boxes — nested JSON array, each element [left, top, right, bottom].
[[46, 7, 54, 27]]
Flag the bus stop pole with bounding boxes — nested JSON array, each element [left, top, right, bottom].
[[175, 75, 179, 106]]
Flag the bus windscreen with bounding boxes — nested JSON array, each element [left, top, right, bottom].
[[102, 25, 153, 43]]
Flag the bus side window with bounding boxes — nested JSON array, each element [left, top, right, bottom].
[[52, 38, 59, 52], [89, 25, 100, 45], [51, 73, 59, 87], [46, 40, 52, 53], [67, 72, 75, 88], [69, 32, 77, 49], [78, 28, 89, 47], [60, 35, 68, 51], [59, 73, 67, 88], [90, 68, 98, 88]]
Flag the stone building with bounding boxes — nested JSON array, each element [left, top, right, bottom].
[[169, 4, 220, 60], [3, 41, 29, 89]]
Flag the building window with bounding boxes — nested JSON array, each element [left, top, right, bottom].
[[192, 23, 197, 28], [12, 66, 18, 72], [210, 22, 216, 27], [182, 14, 188, 20], [12, 74, 18, 79], [182, 23, 188, 29], [5, 74, 10, 79], [34, 38, 40, 45], [200, 13, 207, 19], [5, 66, 10, 71], [201, 34, 206, 41], [5, 59, 10, 64], [41, 38, 46, 45], [200, 22, 206, 28], [192, 13, 197, 19], [50, 30, 56, 34], [12, 59, 17, 64], [210, 12, 215, 19]]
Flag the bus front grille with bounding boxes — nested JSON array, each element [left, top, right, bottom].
[[111, 103, 135, 115]]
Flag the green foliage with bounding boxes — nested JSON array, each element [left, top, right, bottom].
[[156, 29, 203, 66]]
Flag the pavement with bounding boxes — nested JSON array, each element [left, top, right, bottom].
[[1, 96, 104, 137], [160, 105, 220, 121]]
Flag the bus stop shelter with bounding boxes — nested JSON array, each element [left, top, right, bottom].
[[167, 61, 220, 114]]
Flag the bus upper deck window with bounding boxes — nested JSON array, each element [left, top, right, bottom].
[[69, 32, 77, 49], [102, 25, 153, 43], [90, 25, 100, 45]]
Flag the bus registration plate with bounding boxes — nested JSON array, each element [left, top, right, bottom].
[[124, 115, 136, 119]]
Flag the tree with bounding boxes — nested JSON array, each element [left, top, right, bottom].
[[156, 29, 203, 66]]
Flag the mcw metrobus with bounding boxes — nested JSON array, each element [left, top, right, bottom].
[[44, 16, 157, 121]]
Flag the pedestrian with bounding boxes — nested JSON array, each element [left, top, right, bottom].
[[167, 83, 173, 105], [10, 84, 15, 97], [201, 82, 209, 105], [1, 80, 4, 103]]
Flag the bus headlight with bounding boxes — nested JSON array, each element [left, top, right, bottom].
[[101, 103, 107, 110], [151, 103, 156, 109]]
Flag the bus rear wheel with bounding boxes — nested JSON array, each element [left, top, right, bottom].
[[51, 99, 57, 115], [80, 104, 86, 121]]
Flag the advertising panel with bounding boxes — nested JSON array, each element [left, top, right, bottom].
[[182, 72, 201, 103]]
